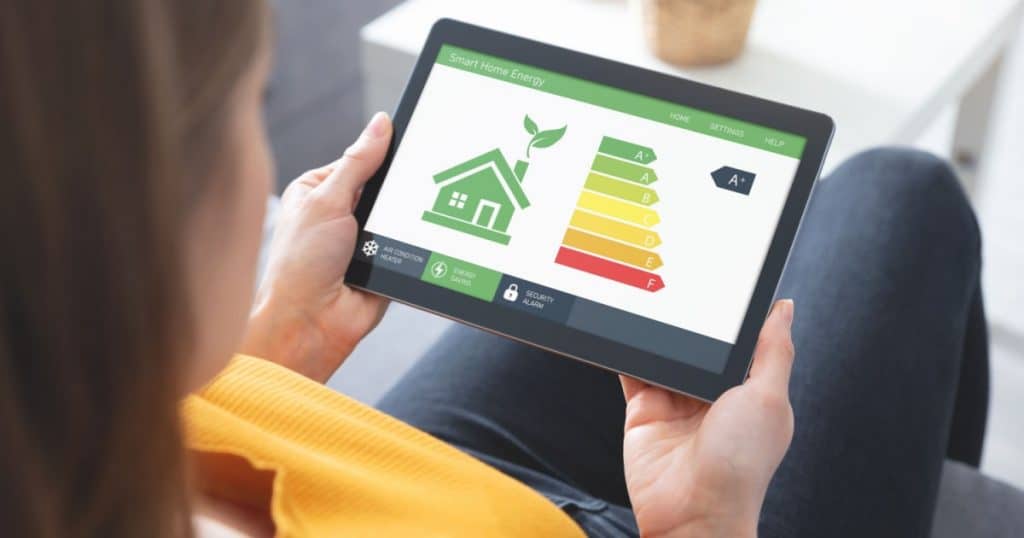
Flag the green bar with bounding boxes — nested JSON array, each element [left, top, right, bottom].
[[591, 154, 658, 185], [599, 136, 657, 164], [420, 251, 503, 301], [436, 45, 806, 159], [584, 173, 659, 205]]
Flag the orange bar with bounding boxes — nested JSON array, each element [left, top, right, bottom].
[[562, 228, 663, 270]]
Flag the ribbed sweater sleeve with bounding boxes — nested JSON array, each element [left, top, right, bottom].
[[182, 355, 584, 537]]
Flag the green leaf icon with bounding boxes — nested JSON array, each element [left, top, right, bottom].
[[527, 125, 567, 157], [524, 115, 539, 135], [532, 126, 566, 148]]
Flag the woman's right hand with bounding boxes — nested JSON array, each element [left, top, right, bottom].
[[240, 113, 392, 383], [621, 300, 796, 538]]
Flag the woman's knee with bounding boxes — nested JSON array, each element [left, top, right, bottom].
[[834, 148, 961, 201], [825, 146, 981, 257]]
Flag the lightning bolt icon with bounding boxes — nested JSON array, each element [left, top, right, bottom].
[[430, 261, 447, 279]]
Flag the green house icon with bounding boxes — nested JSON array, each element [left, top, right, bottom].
[[421, 149, 529, 245], [421, 115, 566, 245]]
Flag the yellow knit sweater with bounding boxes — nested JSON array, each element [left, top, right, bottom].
[[182, 355, 584, 537]]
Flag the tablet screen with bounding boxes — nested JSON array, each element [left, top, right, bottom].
[[357, 44, 807, 374]]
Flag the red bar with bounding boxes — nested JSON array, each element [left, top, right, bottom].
[[555, 247, 665, 292]]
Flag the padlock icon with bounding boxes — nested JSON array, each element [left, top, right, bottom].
[[503, 283, 519, 302]]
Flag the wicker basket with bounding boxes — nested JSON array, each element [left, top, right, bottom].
[[635, 0, 758, 66]]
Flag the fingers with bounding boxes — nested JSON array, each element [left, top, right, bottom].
[[620, 374, 708, 430], [315, 111, 393, 212], [747, 299, 796, 394], [280, 166, 332, 206], [620, 374, 648, 402]]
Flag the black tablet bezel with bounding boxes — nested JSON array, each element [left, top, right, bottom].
[[346, 18, 834, 401]]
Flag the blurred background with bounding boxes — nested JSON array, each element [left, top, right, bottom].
[[263, 0, 1024, 496]]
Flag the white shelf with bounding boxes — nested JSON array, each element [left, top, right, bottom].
[[361, 0, 1023, 172]]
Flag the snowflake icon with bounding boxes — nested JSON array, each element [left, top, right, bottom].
[[361, 240, 379, 257]]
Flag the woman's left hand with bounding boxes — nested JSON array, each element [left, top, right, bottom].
[[621, 300, 796, 537], [240, 112, 392, 382]]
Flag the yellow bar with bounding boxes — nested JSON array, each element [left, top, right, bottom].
[[562, 228, 663, 270], [576, 191, 660, 227], [570, 210, 661, 248], [584, 173, 659, 205]]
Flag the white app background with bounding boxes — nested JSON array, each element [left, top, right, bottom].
[[366, 64, 800, 344]]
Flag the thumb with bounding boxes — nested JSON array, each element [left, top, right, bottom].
[[316, 111, 392, 211], [747, 299, 795, 395]]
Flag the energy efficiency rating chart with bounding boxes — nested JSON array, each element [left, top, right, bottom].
[[555, 136, 666, 292]]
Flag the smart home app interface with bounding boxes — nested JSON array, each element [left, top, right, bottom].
[[358, 45, 806, 373]]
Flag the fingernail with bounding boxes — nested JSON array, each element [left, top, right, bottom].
[[779, 299, 794, 327], [365, 111, 389, 137]]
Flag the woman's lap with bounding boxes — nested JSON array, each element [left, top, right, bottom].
[[376, 147, 987, 538], [761, 148, 985, 537], [375, 323, 637, 535]]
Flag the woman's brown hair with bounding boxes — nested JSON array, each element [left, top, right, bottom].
[[0, 1, 267, 535]]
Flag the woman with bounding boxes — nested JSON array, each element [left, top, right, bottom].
[[1, 1, 987, 537]]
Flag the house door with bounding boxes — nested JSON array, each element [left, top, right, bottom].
[[472, 200, 501, 229]]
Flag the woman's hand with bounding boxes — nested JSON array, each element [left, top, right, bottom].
[[621, 300, 796, 538], [240, 113, 392, 382]]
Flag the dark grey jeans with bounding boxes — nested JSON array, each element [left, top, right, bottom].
[[378, 148, 988, 537]]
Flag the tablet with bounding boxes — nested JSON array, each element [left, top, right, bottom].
[[347, 19, 833, 401]]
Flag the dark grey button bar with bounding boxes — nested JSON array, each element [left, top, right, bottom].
[[566, 298, 732, 373], [357, 232, 731, 374]]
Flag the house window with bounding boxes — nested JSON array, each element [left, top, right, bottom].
[[448, 191, 468, 209]]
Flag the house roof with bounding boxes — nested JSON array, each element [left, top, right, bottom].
[[432, 148, 530, 209]]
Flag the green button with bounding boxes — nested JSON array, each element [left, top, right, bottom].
[[420, 252, 503, 301]]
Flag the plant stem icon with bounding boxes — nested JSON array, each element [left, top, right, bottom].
[[421, 114, 566, 245]]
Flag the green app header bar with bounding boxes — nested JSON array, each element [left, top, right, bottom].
[[436, 45, 806, 159]]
